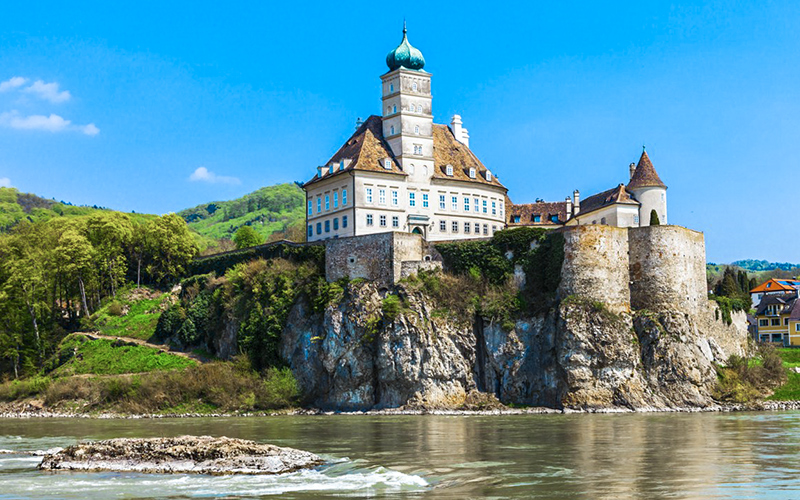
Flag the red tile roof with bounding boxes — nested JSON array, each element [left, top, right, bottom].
[[628, 150, 666, 190], [750, 278, 800, 294], [577, 184, 639, 217], [507, 201, 568, 226]]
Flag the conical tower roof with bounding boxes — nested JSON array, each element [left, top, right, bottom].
[[628, 150, 666, 189]]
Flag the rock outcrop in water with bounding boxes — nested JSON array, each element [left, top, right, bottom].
[[281, 281, 748, 411], [38, 436, 324, 475]]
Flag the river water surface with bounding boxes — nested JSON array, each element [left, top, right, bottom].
[[2, 411, 800, 499]]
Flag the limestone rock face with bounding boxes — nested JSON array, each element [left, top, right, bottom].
[[38, 436, 323, 475], [281, 282, 748, 411]]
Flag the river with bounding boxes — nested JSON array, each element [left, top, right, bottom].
[[2, 411, 800, 499]]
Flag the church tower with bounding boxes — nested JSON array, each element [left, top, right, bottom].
[[381, 25, 434, 185]]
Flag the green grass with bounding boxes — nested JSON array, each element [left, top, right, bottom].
[[767, 348, 800, 401], [50, 336, 195, 376], [93, 290, 168, 340]]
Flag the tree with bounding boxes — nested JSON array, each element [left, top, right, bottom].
[[143, 214, 198, 285], [233, 225, 262, 249], [649, 209, 661, 226]]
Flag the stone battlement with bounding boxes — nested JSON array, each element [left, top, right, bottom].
[[558, 224, 707, 314]]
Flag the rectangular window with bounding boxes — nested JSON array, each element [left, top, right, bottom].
[[342, 215, 348, 228], [451, 196, 458, 211], [796, 324, 800, 332], [760, 319, 769, 327], [464, 197, 470, 211], [317, 197, 322, 213], [440, 220, 446, 232], [474, 223, 480, 233], [482, 200, 488, 214], [392, 216, 399, 228], [307, 225, 313, 237], [307, 200, 313, 216], [452, 221, 459, 233], [380, 215, 387, 227], [409, 192, 416, 207], [785, 318, 790, 326], [474, 197, 479, 212], [366, 214, 373, 226], [342, 189, 347, 205], [492, 201, 496, 215], [392, 190, 398, 206], [492, 225, 497, 234], [325, 195, 330, 211], [772, 319, 781, 326], [325, 220, 330, 233], [439, 194, 446, 210], [634, 215, 639, 225], [464, 222, 470, 234], [379, 189, 386, 205], [333, 191, 338, 208], [423, 193, 429, 208], [513, 215, 521, 223], [366, 188, 373, 204], [483, 224, 488, 235], [333, 218, 339, 230], [316, 222, 322, 234]]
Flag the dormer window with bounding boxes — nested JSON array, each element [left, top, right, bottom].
[[384, 158, 392, 170], [469, 168, 476, 178], [446, 164, 454, 176], [486, 171, 493, 182]]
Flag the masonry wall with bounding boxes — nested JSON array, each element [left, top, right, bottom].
[[628, 225, 706, 313], [325, 231, 426, 287], [558, 225, 631, 313]]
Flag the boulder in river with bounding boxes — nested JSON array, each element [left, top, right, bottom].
[[38, 435, 324, 475]]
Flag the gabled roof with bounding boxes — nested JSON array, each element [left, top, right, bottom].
[[431, 124, 506, 190], [628, 150, 666, 190], [755, 293, 798, 316], [750, 278, 800, 294], [303, 116, 405, 187], [507, 200, 568, 226], [578, 183, 639, 217]]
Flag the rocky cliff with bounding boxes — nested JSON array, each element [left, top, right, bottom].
[[281, 282, 748, 411]]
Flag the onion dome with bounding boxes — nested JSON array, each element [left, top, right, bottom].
[[386, 24, 425, 71]]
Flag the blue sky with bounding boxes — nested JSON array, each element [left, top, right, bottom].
[[0, 1, 798, 263]]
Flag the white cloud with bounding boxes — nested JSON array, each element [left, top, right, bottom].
[[189, 167, 241, 185], [0, 77, 27, 92], [0, 110, 100, 136], [0, 177, 10, 188], [23, 80, 71, 103]]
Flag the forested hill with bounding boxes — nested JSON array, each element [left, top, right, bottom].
[[178, 183, 305, 242], [730, 260, 800, 273], [0, 187, 136, 232]]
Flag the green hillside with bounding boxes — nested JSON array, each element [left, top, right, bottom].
[[731, 259, 800, 273], [178, 183, 306, 242]]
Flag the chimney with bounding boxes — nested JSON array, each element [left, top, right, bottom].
[[565, 196, 572, 218], [573, 190, 580, 215], [450, 114, 469, 147], [629, 162, 636, 181]]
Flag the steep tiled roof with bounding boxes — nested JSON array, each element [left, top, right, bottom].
[[628, 150, 666, 190], [303, 116, 405, 187], [790, 299, 800, 321], [578, 184, 639, 217], [755, 293, 798, 316], [431, 124, 506, 190], [507, 201, 568, 226], [751, 278, 800, 294]]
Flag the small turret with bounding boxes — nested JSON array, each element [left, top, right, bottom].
[[628, 149, 667, 226]]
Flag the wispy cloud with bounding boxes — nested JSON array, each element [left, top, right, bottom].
[[23, 80, 71, 103], [0, 77, 27, 92], [189, 167, 240, 185], [0, 177, 10, 188], [0, 111, 99, 136]]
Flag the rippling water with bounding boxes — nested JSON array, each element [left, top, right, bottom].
[[3, 411, 800, 498]]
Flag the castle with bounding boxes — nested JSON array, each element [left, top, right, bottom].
[[303, 26, 669, 242]]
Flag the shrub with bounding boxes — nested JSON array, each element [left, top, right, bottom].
[[382, 294, 402, 323], [107, 301, 124, 317]]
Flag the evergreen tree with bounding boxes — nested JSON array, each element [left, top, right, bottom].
[[649, 209, 661, 226]]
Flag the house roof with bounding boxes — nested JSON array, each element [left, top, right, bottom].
[[303, 116, 405, 187], [577, 184, 639, 217], [507, 200, 568, 226], [431, 124, 506, 190], [750, 278, 800, 294], [755, 293, 798, 316], [790, 299, 800, 321], [628, 150, 666, 190], [304, 115, 506, 191]]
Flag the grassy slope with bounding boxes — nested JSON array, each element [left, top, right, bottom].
[[93, 289, 170, 341], [50, 336, 195, 376], [768, 349, 800, 401], [178, 183, 305, 241]]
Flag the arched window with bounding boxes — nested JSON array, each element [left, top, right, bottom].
[[390, 125, 395, 135], [422, 165, 428, 177], [414, 125, 420, 135], [412, 82, 418, 91], [393, 105, 397, 113], [408, 163, 416, 174]]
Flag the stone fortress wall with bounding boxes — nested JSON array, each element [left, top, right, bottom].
[[558, 224, 708, 314]]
